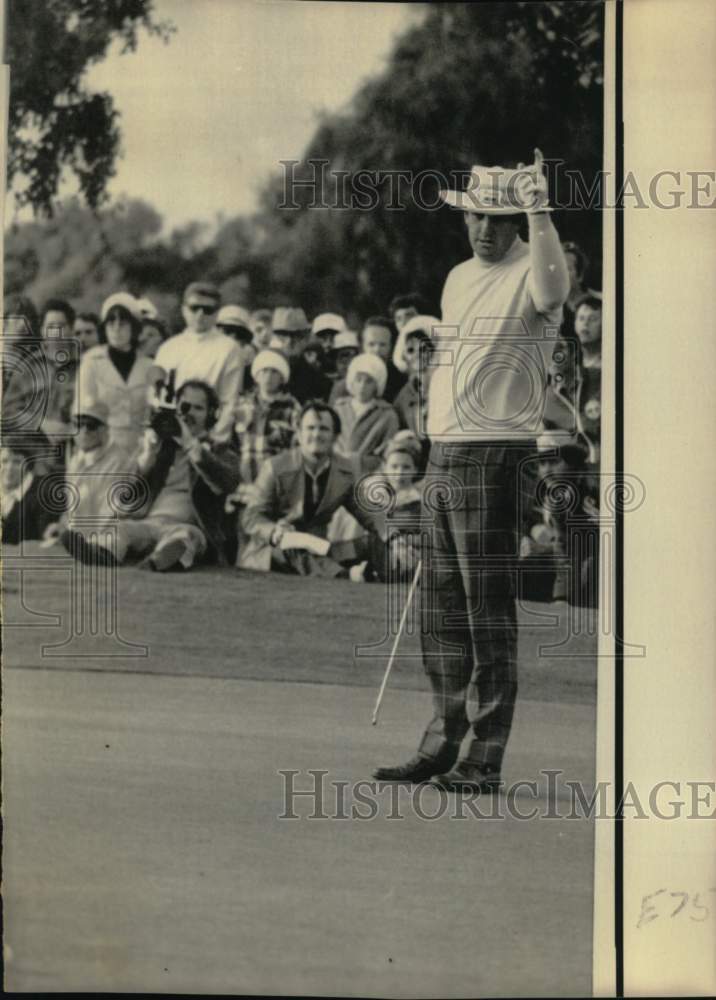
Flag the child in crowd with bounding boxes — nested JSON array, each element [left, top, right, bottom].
[[332, 353, 399, 459], [232, 348, 300, 484]]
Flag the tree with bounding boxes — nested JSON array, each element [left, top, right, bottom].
[[251, 0, 604, 315], [6, 0, 174, 215]]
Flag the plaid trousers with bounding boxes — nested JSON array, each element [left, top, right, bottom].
[[418, 440, 532, 776]]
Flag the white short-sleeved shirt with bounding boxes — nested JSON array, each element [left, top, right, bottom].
[[427, 237, 562, 441], [154, 328, 245, 440]]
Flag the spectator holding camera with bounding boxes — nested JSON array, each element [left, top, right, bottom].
[[153, 282, 246, 443], [63, 380, 240, 571], [75, 293, 154, 452]]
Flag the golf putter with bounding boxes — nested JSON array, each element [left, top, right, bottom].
[[371, 559, 422, 725]]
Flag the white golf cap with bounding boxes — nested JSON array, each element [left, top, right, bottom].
[[331, 330, 360, 352], [312, 312, 346, 334], [346, 353, 388, 398], [217, 304, 252, 329], [251, 349, 290, 384], [393, 314, 440, 373], [101, 292, 142, 322], [136, 296, 158, 319]]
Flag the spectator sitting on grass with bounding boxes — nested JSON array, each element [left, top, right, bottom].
[[240, 400, 390, 576], [333, 354, 399, 460], [61, 381, 240, 572], [1, 438, 56, 545], [44, 399, 132, 549]]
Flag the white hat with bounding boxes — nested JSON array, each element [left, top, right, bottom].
[[311, 312, 346, 335], [440, 164, 553, 215], [393, 314, 440, 373], [251, 349, 290, 385], [346, 353, 388, 398], [75, 398, 110, 425], [101, 292, 142, 322], [136, 296, 158, 319], [217, 304, 252, 329], [272, 306, 309, 334], [331, 330, 360, 353]]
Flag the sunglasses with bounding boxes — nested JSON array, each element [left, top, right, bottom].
[[77, 417, 103, 430], [219, 325, 253, 342], [186, 303, 217, 315]]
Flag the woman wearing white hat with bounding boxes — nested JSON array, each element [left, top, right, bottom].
[[75, 292, 155, 452], [232, 348, 300, 484], [332, 352, 399, 460]]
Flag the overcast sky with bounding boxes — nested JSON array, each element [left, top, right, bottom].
[[10, 1, 422, 231]]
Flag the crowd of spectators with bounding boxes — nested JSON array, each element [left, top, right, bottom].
[[2, 242, 602, 603]]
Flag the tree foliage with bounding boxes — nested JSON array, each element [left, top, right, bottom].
[[6, 2, 604, 322], [6, 0, 174, 215]]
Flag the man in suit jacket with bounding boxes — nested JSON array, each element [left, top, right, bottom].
[[240, 400, 387, 576]]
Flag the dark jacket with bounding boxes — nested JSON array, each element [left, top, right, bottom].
[[240, 446, 383, 571], [139, 437, 240, 564], [288, 356, 331, 404]]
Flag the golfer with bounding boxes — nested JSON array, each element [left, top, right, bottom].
[[374, 150, 570, 792]]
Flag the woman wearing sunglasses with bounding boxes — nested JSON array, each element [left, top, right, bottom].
[[74, 292, 154, 452]]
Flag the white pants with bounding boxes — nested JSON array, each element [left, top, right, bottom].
[[115, 517, 207, 568]]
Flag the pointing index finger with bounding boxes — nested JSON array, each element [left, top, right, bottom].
[[534, 147, 544, 171]]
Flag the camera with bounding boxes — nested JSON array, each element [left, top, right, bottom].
[[148, 368, 183, 440]]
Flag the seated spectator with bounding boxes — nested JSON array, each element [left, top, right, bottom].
[[234, 349, 300, 483], [519, 433, 599, 606], [327, 330, 360, 401], [44, 399, 132, 549], [154, 281, 245, 442], [63, 381, 240, 572], [137, 316, 168, 359], [393, 316, 438, 442], [73, 312, 101, 355], [388, 292, 427, 334], [250, 308, 273, 350], [311, 312, 347, 352], [333, 354, 399, 459], [240, 401, 389, 576], [3, 298, 78, 438], [272, 307, 332, 404], [330, 317, 406, 404], [354, 431, 424, 582], [76, 293, 154, 452], [1, 439, 56, 544]]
